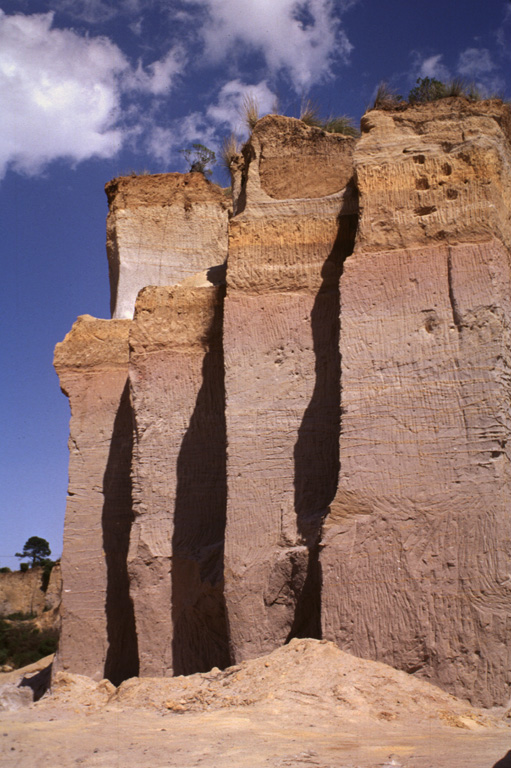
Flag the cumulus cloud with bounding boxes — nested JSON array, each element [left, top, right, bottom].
[[410, 47, 505, 98], [145, 78, 277, 170], [0, 11, 128, 178], [455, 47, 504, 93], [146, 113, 217, 167], [206, 79, 277, 133], [497, 5, 511, 53], [0, 11, 185, 179], [50, 0, 144, 24], [184, 0, 353, 91], [415, 53, 450, 81], [126, 47, 184, 95]]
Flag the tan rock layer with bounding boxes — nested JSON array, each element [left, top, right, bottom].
[[355, 99, 511, 254], [106, 173, 230, 319], [0, 565, 61, 618]]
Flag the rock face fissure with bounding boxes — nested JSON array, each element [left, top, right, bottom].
[[55, 103, 511, 706], [102, 380, 139, 686], [171, 290, 230, 675], [290, 199, 358, 642]]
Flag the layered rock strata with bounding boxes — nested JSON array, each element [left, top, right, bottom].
[[127, 276, 230, 676], [54, 316, 138, 685], [224, 116, 358, 661], [321, 99, 511, 706], [54, 103, 511, 708], [106, 173, 230, 319]]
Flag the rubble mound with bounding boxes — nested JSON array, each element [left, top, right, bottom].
[[51, 639, 508, 730]]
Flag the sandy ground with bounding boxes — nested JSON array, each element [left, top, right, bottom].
[[1, 639, 511, 768]]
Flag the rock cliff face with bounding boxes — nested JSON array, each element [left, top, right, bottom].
[[55, 102, 511, 706], [224, 116, 357, 660], [54, 316, 137, 684], [321, 99, 511, 707], [106, 173, 229, 319], [128, 277, 229, 676], [0, 565, 61, 618]]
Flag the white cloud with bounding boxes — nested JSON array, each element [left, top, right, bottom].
[[145, 78, 278, 170], [0, 11, 185, 179], [184, 0, 353, 91], [51, 0, 119, 24], [457, 48, 495, 77], [206, 79, 277, 134], [410, 47, 505, 98], [0, 11, 128, 178], [416, 54, 450, 81], [51, 0, 145, 24], [456, 47, 504, 95], [497, 5, 511, 52], [126, 47, 184, 95]]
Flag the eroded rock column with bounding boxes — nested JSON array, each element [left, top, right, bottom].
[[106, 173, 230, 318], [322, 99, 511, 706], [54, 316, 138, 684], [224, 116, 357, 661], [128, 278, 230, 676]]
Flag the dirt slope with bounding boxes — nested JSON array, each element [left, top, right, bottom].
[[1, 639, 510, 767]]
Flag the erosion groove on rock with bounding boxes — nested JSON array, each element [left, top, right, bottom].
[[224, 116, 358, 661], [322, 99, 511, 707], [128, 279, 229, 676], [54, 103, 511, 707]]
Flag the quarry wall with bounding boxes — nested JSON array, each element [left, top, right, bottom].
[[55, 100, 511, 706], [0, 564, 61, 618]]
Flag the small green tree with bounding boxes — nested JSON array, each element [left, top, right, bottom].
[[408, 77, 447, 104], [180, 143, 216, 176], [16, 537, 51, 568]]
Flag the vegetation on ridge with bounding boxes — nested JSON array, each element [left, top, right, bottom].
[[299, 99, 359, 136], [372, 77, 491, 110], [180, 143, 216, 176], [16, 536, 51, 568]]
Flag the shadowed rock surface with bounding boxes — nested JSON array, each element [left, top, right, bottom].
[[54, 316, 137, 682], [322, 99, 511, 707], [224, 116, 358, 662], [128, 279, 229, 676]]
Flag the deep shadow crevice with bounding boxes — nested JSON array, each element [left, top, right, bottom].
[[171, 287, 231, 675], [290, 182, 358, 641], [102, 380, 139, 685]]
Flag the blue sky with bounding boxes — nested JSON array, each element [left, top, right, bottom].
[[0, 0, 510, 568]]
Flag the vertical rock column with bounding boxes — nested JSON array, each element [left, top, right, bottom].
[[128, 279, 230, 676], [321, 100, 511, 706], [106, 173, 230, 318], [224, 115, 357, 662], [54, 315, 138, 683]]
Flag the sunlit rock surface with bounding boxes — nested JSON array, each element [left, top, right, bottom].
[[322, 99, 511, 707]]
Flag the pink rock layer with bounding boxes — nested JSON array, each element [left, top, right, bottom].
[[54, 316, 137, 684], [128, 283, 229, 676]]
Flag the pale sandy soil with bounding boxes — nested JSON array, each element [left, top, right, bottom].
[[1, 640, 510, 768]]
